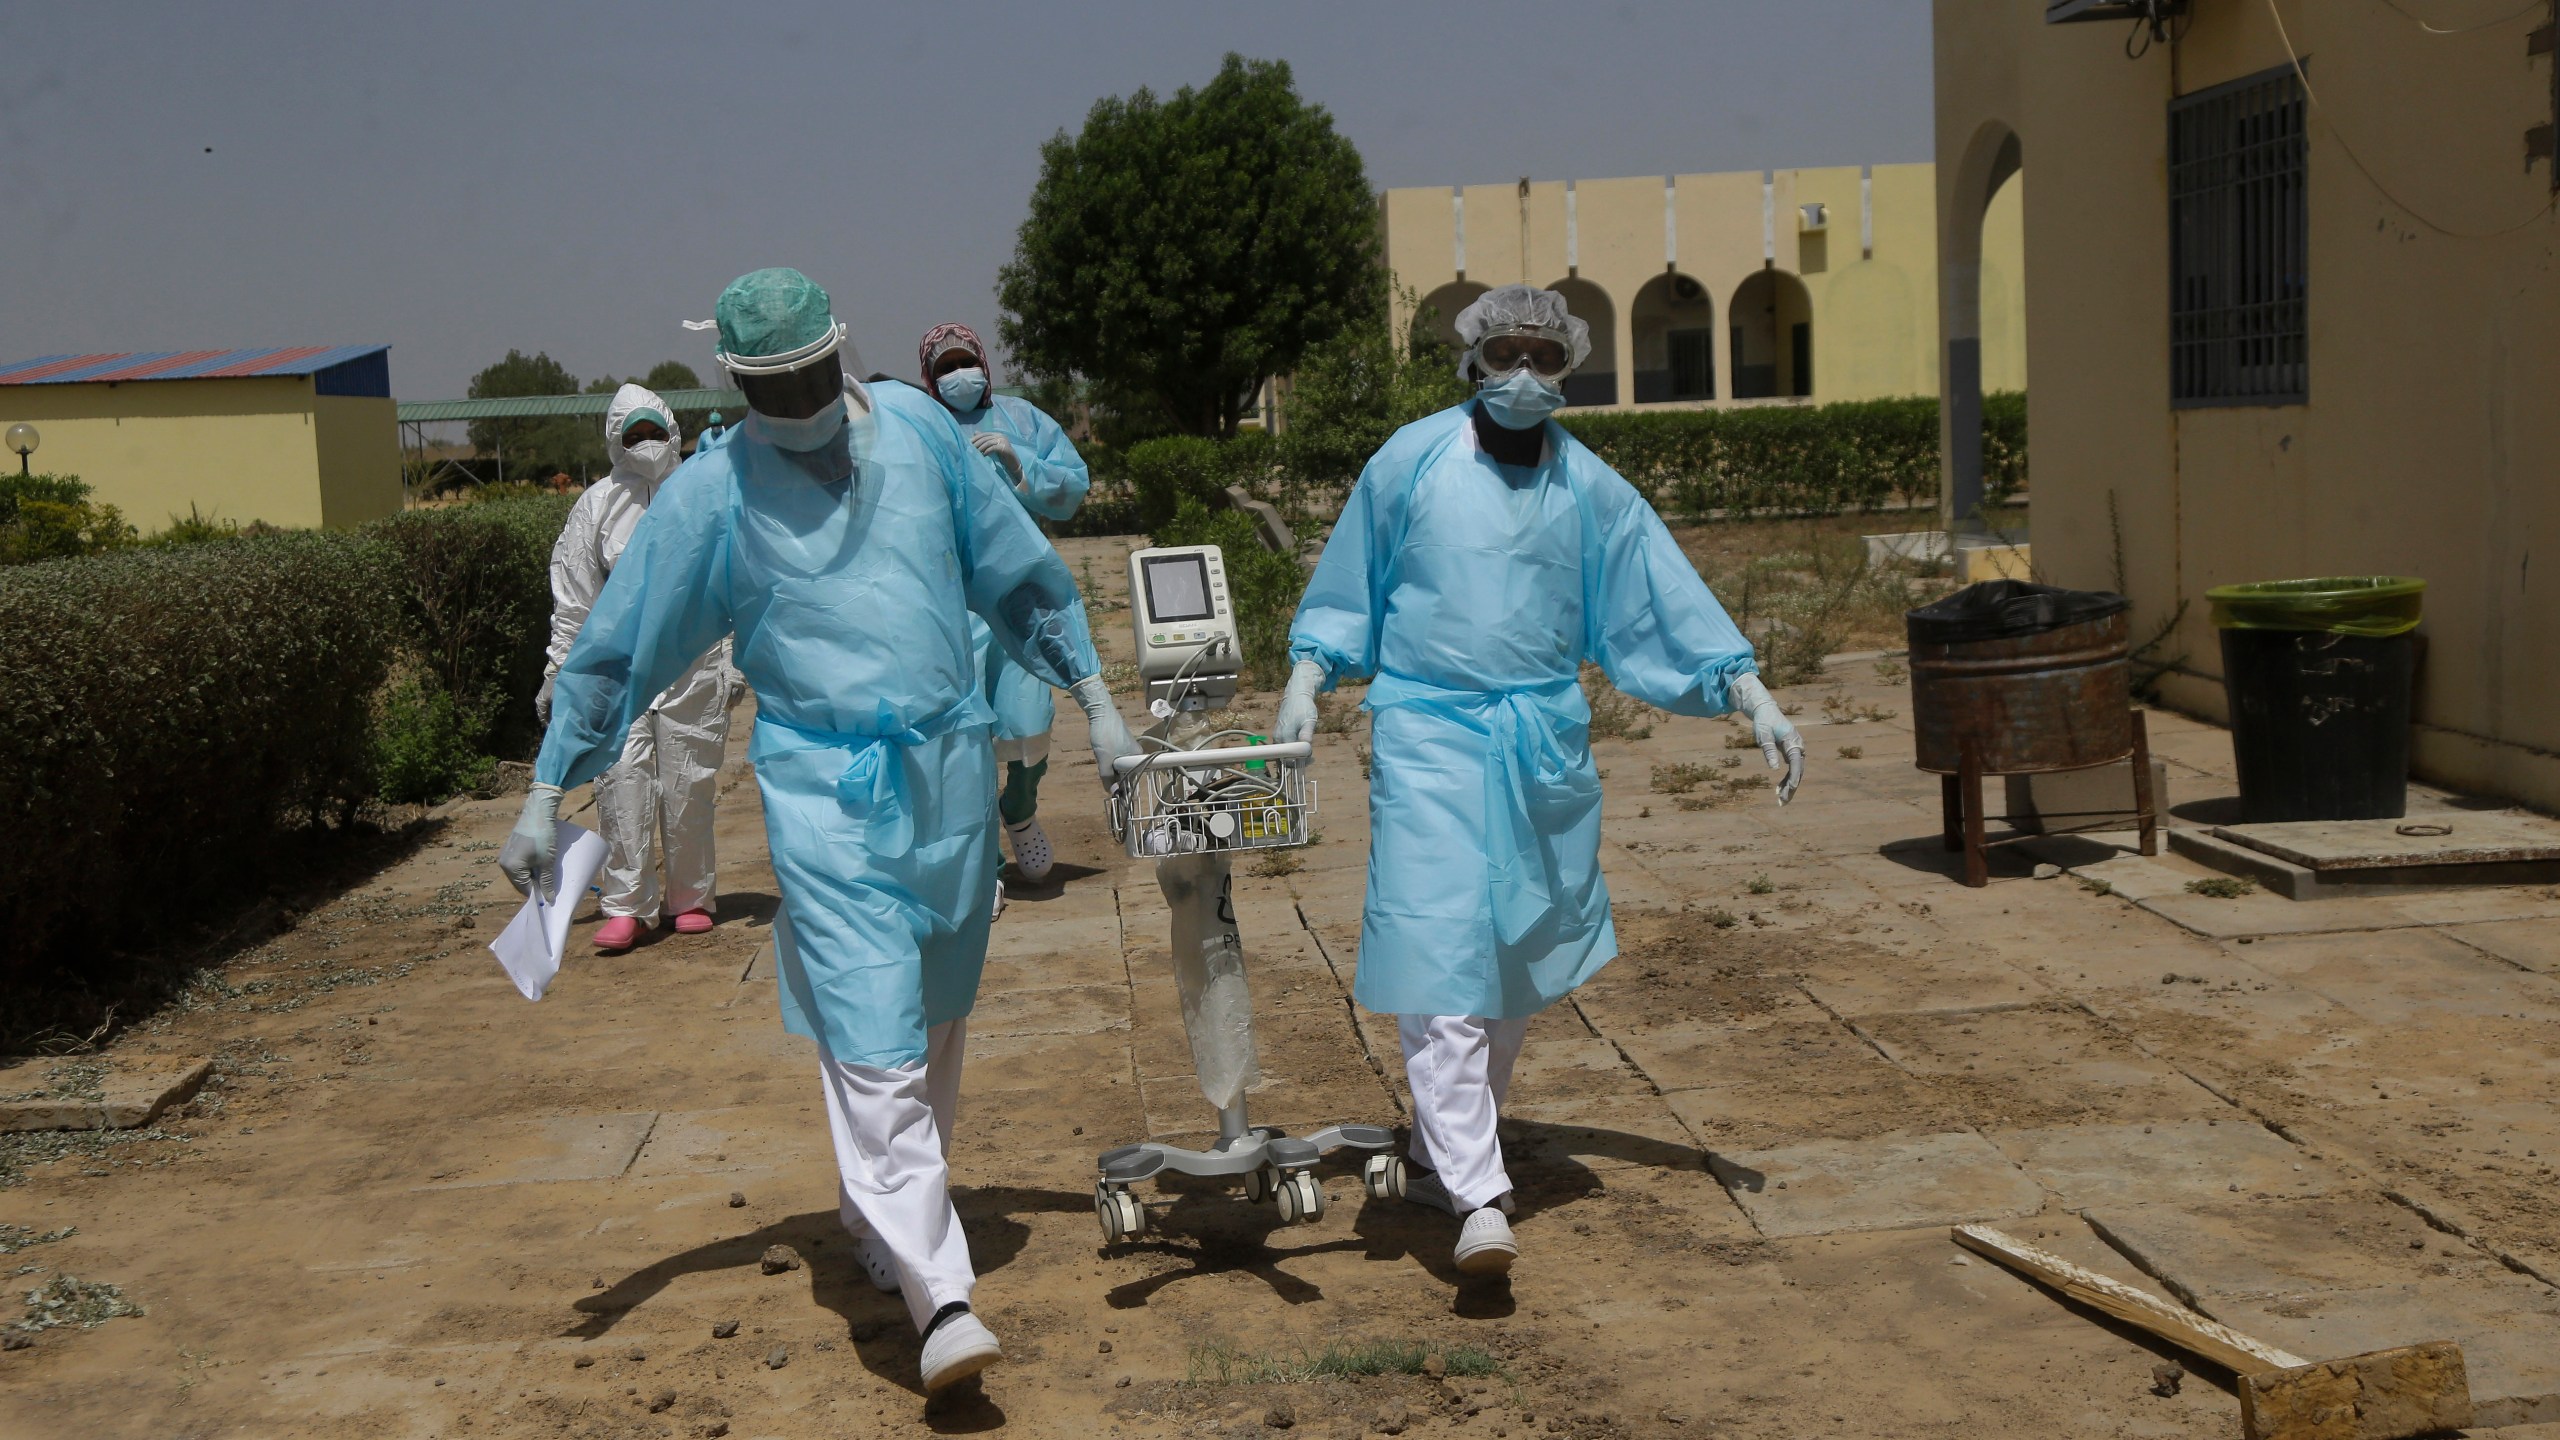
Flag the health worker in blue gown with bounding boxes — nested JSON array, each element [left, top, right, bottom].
[[918, 320, 1091, 907], [1274, 283, 1807, 1280], [498, 268, 1141, 1395]]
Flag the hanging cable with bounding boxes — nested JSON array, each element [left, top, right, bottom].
[[2266, 0, 2560, 238], [2373, 0, 2546, 36]]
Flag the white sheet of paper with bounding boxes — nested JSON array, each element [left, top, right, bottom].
[[487, 822, 607, 1001]]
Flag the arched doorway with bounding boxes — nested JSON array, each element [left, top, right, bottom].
[[1412, 280, 1491, 362], [1940, 121, 2022, 530], [1729, 269, 1814, 399], [1547, 277, 1616, 406], [1629, 272, 1715, 403]]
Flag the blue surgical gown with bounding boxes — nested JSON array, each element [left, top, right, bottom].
[[1287, 403, 1759, 1021], [537, 381, 1102, 1067], [953, 395, 1090, 745]]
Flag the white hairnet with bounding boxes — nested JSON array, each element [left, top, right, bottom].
[[1452, 284, 1592, 379]]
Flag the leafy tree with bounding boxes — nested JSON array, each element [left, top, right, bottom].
[[643, 360, 702, 392], [467, 350, 596, 483], [999, 54, 1381, 438], [1277, 284, 1472, 492]]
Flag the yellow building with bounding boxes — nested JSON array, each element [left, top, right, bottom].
[[1380, 163, 2025, 409], [1934, 0, 2560, 810], [0, 345, 399, 531]]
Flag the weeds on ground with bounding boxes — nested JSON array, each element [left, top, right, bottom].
[[1582, 664, 1657, 741], [1746, 874, 1776, 895], [1701, 908, 1739, 929], [1315, 691, 1364, 734], [1837, 745, 1865, 760], [2184, 876, 2257, 899], [13, 1274, 143, 1331], [1102, 660, 1142, 697], [2076, 875, 2114, 896], [1651, 763, 1715, 796], [1249, 850, 1302, 878], [1873, 658, 1907, 685], [1185, 1339, 1501, 1387], [1821, 695, 1898, 725]]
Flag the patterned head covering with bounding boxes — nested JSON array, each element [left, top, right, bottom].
[[918, 321, 989, 391]]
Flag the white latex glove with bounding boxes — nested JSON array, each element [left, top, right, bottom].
[[1727, 673, 1806, 806], [1273, 658, 1324, 745], [535, 669, 556, 728], [1070, 675, 1143, 793], [969, 429, 1021, 481], [499, 783, 565, 902]]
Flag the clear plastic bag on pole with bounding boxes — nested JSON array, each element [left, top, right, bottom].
[[1157, 854, 1260, 1112]]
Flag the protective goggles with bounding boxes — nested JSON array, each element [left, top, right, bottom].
[[733, 351, 846, 420], [1475, 330, 1573, 379]]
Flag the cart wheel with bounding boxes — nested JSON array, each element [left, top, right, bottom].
[[1244, 1165, 1276, 1204], [1274, 1174, 1302, 1222], [1279, 1172, 1325, 1223], [1095, 1182, 1145, 1243], [1362, 1153, 1407, 1201]]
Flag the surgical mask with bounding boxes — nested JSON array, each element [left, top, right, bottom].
[[1477, 368, 1567, 430], [621, 438, 678, 482], [936, 367, 988, 411], [747, 395, 849, 453]]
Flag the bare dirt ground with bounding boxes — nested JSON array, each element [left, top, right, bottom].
[[4, 532, 2558, 1440]]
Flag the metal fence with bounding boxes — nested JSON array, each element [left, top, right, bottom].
[[2170, 65, 2308, 406]]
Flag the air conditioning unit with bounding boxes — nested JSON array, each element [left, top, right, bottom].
[[2047, 0, 2183, 21], [1798, 202, 1828, 234]]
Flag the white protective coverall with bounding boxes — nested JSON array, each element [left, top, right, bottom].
[[545, 383, 738, 924]]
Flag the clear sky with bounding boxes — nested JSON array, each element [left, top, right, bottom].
[[0, 1, 1933, 402]]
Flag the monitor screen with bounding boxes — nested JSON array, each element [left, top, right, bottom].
[[1141, 554, 1214, 623]]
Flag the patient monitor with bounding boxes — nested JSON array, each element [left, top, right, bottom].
[[1127, 544, 1241, 711]]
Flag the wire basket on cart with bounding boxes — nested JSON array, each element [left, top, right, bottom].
[[1107, 740, 1317, 859]]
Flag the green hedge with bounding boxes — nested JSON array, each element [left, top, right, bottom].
[[0, 533, 395, 969], [0, 491, 573, 982], [1560, 392, 2027, 518]]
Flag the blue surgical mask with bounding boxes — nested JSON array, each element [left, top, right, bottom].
[[747, 395, 849, 453], [1477, 368, 1567, 430], [936, 366, 989, 412]]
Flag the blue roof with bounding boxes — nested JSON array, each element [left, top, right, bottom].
[[0, 345, 390, 386]]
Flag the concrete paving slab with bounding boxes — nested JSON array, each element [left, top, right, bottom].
[[410, 1111, 657, 1190], [0, 1057, 211, 1133], [1793, 949, 2048, 1019], [623, 1106, 797, 1180], [966, 981, 1130, 1039], [1618, 1016, 1881, 1094], [984, 910, 1122, 963], [1987, 1118, 2328, 1208], [2206, 1283, 2560, 1424], [1705, 1129, 2045, 1238], [1861, 1006, 2233, 1124], [978, 942, 1128, 993], [1506, 1037, 1652, 1103], [2230, 928, 2560, 1025], [1502, 1093, 1703, 1177], [2449, 918, 2560, 974]]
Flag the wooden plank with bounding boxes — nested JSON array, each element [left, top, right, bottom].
[[2215, 812, 2560, 871], [1951, 1224, 2306, 1375]]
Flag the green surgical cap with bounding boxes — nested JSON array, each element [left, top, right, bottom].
[[715, 267, 835, 363], [619, 407, 670, 436]]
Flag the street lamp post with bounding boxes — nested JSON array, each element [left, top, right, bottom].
[[4, 423, 37, 477]]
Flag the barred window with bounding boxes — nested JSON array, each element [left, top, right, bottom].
[[2170, 66, 2307, 405]]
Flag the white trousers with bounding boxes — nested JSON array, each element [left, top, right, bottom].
[[819, 1018, 972, 1334], [593, 661, 729, 922], [1398, 1014, 1531, 1213]]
